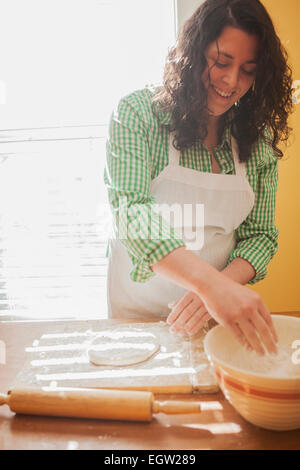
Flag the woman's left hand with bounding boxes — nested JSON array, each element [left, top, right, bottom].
[[167, 291, 212, 336]]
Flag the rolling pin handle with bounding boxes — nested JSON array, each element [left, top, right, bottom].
[[152, 400, 201, 415], [0, 393, 9, 406]]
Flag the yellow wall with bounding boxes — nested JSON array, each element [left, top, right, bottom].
[[250, 0, 300, 312]]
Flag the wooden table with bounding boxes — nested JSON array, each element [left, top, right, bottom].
[[0, 316, 300, 450]]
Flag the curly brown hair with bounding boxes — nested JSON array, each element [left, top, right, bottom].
[[151, 0, 295, 162]]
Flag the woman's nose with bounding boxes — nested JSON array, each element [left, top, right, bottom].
[[222, 68, 239, 89]]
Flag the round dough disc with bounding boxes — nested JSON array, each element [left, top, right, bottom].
[[87, 326, 160, 366]]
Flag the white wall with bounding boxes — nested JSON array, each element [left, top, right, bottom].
[[176, 0, 205, 35]]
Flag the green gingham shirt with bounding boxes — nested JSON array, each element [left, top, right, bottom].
[[104, 87, 279, 285]]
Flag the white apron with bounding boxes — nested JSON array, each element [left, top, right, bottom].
[[107, 133, 255, 319]]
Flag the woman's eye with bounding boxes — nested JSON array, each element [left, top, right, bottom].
[[215, 61, 256, 76], [243, 69, 256, 76]]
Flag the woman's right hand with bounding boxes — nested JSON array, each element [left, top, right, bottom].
[[198, 274, 278, 355]]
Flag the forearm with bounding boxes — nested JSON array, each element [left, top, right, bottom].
[[151, 248, 255, 297], [150, 246, 223, 296], [221, 257, 256, 285]]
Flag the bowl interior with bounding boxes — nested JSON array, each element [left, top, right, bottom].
[[204, 315, 300, 379]]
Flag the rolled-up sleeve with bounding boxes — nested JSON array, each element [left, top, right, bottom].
[[104, 92, 185, 283], [226, 135, 279, 284]]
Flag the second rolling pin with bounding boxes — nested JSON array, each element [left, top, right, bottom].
[[0, 387, 201, 422]]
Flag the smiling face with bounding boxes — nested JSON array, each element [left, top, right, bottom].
[[201, 26, 259, 118]]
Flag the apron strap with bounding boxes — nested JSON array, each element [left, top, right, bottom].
[[168, 132, 180, 166], [168, 132, 247, 178]]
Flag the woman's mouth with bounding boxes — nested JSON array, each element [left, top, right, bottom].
[[211, 84, 235, 100]]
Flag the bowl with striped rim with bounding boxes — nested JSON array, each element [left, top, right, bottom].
[[204, 315, 300, 431]]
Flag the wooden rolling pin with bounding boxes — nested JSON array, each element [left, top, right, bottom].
[[0, 387, 201, 422]]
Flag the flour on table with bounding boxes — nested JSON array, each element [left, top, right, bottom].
[[87, 326, 161, 366]]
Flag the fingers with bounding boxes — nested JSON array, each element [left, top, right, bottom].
[[250, 311, 278, 354], [184, 311, 211, 336], [167, 298, 180, 310], [234, 312, 277, 356], [258, 306, 278, 344], [235, 317, 265, 355], [168, 298, 198, 333], [230, 322, 254, 352], [166, 292, 210, 336], [167, 292, 197, 327]]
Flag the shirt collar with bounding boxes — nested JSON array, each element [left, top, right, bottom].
[[158, 114, 232, 150], [217, 123, 232, 151]]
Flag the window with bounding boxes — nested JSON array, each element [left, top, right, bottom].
[[0, 0, 176, 128], [0, 0, 177, 321]]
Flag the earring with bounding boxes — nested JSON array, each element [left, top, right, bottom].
[[252, 79, 256, 93], [234, 99, 240, 107]]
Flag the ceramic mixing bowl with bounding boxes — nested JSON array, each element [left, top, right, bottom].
[[204, 315, 300, 431]]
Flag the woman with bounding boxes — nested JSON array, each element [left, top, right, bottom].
[[104, 0, 294, 355]]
